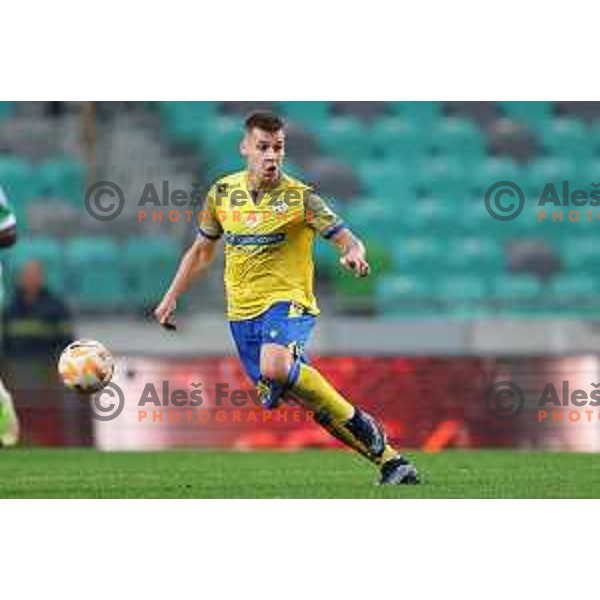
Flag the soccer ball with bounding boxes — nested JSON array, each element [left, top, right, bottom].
[[58, 339, 114, 393]]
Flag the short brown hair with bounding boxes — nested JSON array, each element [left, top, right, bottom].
[[244, 111, 284, 133]]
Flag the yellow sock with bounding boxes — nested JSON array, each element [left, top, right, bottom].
[[289, 364, 399, 467], [291, 363, 354, 422]]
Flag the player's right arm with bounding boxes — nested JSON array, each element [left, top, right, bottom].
[[154, 236, 219, 325], [154, 188, 223, 325]]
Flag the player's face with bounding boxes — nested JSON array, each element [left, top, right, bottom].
[[241, 128, 285, 185]]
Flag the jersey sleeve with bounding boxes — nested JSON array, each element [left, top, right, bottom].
[[305, 192, 346, 239], [0, 186, 17, 231], [196, 186, 223, 240]]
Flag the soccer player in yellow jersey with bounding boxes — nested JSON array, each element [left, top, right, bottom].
[[156, 111, 418, 484]]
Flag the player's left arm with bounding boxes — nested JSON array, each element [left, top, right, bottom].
[[305, 192, 370, 278]]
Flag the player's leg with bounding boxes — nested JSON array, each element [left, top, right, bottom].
[[0, 376, 19, 447], [257, 303, 418, 484]]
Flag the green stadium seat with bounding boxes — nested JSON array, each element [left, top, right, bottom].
[[199, 117, 244, 168], [0, 102, 15, 119], [369, 118, 429, 164], [391, 236, 446, 274], [418, 157, 469, 198], [492, 274, 543, 315], [412, 197, 457, 232], [320, 117, 371, 163], [4, 236, 64, 294], [345, 197, 401, 238], [387, 102, 442, 130], [499, 101, 554, 132], [158, 101, 219, 130], [356, 160, 418, 199], [430, 118, 486, 163], [0, 156, 37, 204], [542, 118, 593, 160], [375, 274, 438, 316], [279, 102, 331, 128], [65, 237, 126, 310], [444, 236, 504, 273], [547, 275, 600, 316], [124, 236, 181, 309], [436, 275, 488, 317], [37, 158, 85, 206], [469, 157, 521, 195]]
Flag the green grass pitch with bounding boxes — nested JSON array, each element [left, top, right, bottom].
[[1, 449, 599, 498]]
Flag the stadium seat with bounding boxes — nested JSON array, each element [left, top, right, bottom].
[[0, 101, 15, 119], [375, 274, 438, 317], [444, 101, 499, 128], [541, 118, 593, 160], [499, 101, 554, 132], [436, 275, 488, 317], [387, 102, 441, 130], [547, 275, 600, 316], [356, 160, 418, 199], [522, 157, 581, 201], [65, 237, 126, 311], [304, 158, 362, 200], [417, 157, 468, 198], [468, 157, 521, 195], [444, 236, 504, 273], [391, 236, 446, 274], [0, 155, 37, 204], [124, 236, 181, 308], [492, 274, 543, 315], [369, 118, 429, 164], [319, 117, 371, 163], [332, 102, 389, 123], [430, 118, 486, 163], [37, 158, 85, 206], [278, 102, 331, 129]]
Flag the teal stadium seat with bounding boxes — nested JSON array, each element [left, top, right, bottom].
[[320, 117, 372, 163], [522, 157, 581, 202], [542, 118, 593, 161], [499, 101, 554, 132], [492, 274, 543, 315], [391, 236, 446, 274], [387, 102, 442, 130], [469, 157, 521, 195], [444, 236, 504, 274], [436, 275, 487, 317], [199, 117, 244, 171], [65, 237, 126, 310], [357, 160, 418, 199], [279, 102, 331, 129], [37, 158, 85, 206], [346, 198, 401, 238], [0, 156, 37, 205], [430, 118, 486, 165], [369, 118, 430, 166], [375, 274, 437, 317], [124, 236, 180, 308], [0, 102, 15, 119], [418, 157, 468, 198], [547, 275, 599, 316]]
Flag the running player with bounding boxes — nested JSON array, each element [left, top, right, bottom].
[[155, 111, 418, 484]]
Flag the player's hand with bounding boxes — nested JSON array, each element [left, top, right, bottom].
[[154, 294, 177, 326], [340, 250, 370, 278]]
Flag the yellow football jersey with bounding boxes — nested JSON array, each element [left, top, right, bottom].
[[197, 170, 345, 321]]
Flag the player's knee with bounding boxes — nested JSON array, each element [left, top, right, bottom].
[[260, 359, 291, 384]]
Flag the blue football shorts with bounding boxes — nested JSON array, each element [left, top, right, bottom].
[[229, 301, 316, 384]]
